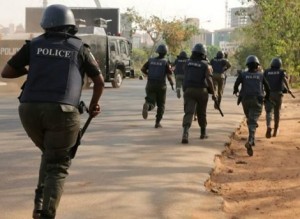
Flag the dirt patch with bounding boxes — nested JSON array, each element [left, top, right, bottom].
[[206, 90, 300, 219]]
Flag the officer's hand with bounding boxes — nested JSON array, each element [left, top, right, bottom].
[[89, 103, 101, 118], [212, 95, 217, 102], [233, 90, 238, 96], [171, 84, 174, 91], [264, 94, 270, 101]]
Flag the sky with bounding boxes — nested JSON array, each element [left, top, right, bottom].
[[0, 0, 248, 32]]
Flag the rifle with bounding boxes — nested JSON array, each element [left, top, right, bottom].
[[213, 98, 224, 117], [288, 90, 296, 98], [70, 101, 93, 159]]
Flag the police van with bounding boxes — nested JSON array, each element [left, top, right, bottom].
[[0, 27, 134, 89], [77, 26, 134, 88]]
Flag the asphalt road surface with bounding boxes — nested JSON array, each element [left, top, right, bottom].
[[0, 77, 244, 219]]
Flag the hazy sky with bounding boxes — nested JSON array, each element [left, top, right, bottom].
[[0, 0, 248, 31]]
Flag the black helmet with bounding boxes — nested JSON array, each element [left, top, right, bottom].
[[192, 43, 207, 55], [246, 55, 260, 66], [40, 4, 76, 30], [216, 51, 224, 58], [156, 44, 168, 54], [178, 51, 188, 59], [270, 57, 282, 69]]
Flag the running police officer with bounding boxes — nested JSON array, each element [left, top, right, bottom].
[[181, 43, 217, 144], [233, 55, 270, 156], [141, 44, 174, 128], [173, 51, 188, 98], [1, 4, 105, 219], [210, 51, 231, 108], [264, 57, 291, 138]]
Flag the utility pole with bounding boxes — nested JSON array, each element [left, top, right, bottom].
[[43, 0, 48, 8], [94, 0, 102, 8], [225, 0, 228, 28]]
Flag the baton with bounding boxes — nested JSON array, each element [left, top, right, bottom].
[[288, 90, 296, 98], [213, 99, 224, 117]]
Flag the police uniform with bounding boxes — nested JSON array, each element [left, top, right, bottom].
[[182, 58, 214, 132], [234, 69, 270, 153], [3, 5, 104, 218], [179, 44, 217, 145], [264, 68, 288, 137], [141, 56, 173, 127], [174, 51, 188, 98], [210, 52, 231, 107]]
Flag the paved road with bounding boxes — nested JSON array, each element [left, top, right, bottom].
[[0, 77, 243, 219]]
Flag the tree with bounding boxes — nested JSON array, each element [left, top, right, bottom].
[[131, 47, 149, 76], [206, 45, 220, 61], [237, 0, 300, 78], [162, 19, 198, 56], [125, 8, 198, 57]]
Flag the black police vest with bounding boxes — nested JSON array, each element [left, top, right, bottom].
[[264, 69, 285, 92], [240, 71, 264, 97], [211, 58, 226, 73], [174, 58, 187, 75], [184, 59, 208, 88], [147, 58, 168, 83], [20, 33, 83, 106]]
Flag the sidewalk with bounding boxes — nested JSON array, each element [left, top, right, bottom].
[[206, 89, 300, 218]]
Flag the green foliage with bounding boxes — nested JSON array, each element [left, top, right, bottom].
[[237, 0, 300, 77], [162, 19, 199, 56], [131, 47, 149, 76], [206, 45, 220, 61], [125, 7, 199, 57]]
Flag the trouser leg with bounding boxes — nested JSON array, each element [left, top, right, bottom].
[[175, 75, 184, 98], [33, 155, 47, 219], [182, 91, 196, 128], [155, 85, 166, 127], [181, 125, 190, 144], [273, 96, 282, 136], [40, 157, 71, 219]]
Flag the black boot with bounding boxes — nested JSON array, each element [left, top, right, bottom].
[[181, 126, 189, 144], [200, 127, 208, 139], [33, 186, 43, 219], [265, 127, 272, 138], [155, 118, 162, 128], [245, 141, 253, 156], [273, 124, 279, 137]]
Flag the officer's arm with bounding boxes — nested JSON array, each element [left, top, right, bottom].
[[1, 43, 29, 78], [283, 72, 291, 92], [83, 45, 105, 117], [206, 65, 216, 98], [225, 60, 231, 70], [141, 61, 149, 76], [233, 74, 242, 94], [89, 74, 104, 117], [1, 64, 28, 78], [263, 76, 270, 99]]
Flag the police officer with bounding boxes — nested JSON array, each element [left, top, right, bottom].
[[1, 4, 105, 219], [181, 43, 217, 144], [233, 55, 270, 156], [141, 44, 174, 128], [210, 51, 231, 108], [173, 51, 188, 98], [264, 57, 291, 138]]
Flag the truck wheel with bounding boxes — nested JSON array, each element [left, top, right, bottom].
[[111, 69, 123, 88]]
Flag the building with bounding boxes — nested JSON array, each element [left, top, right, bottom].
[[230, 7, 253, 28], [219, 41, 239, 54], [186, 18, 213, 47], [213, 27, 235, 47]]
